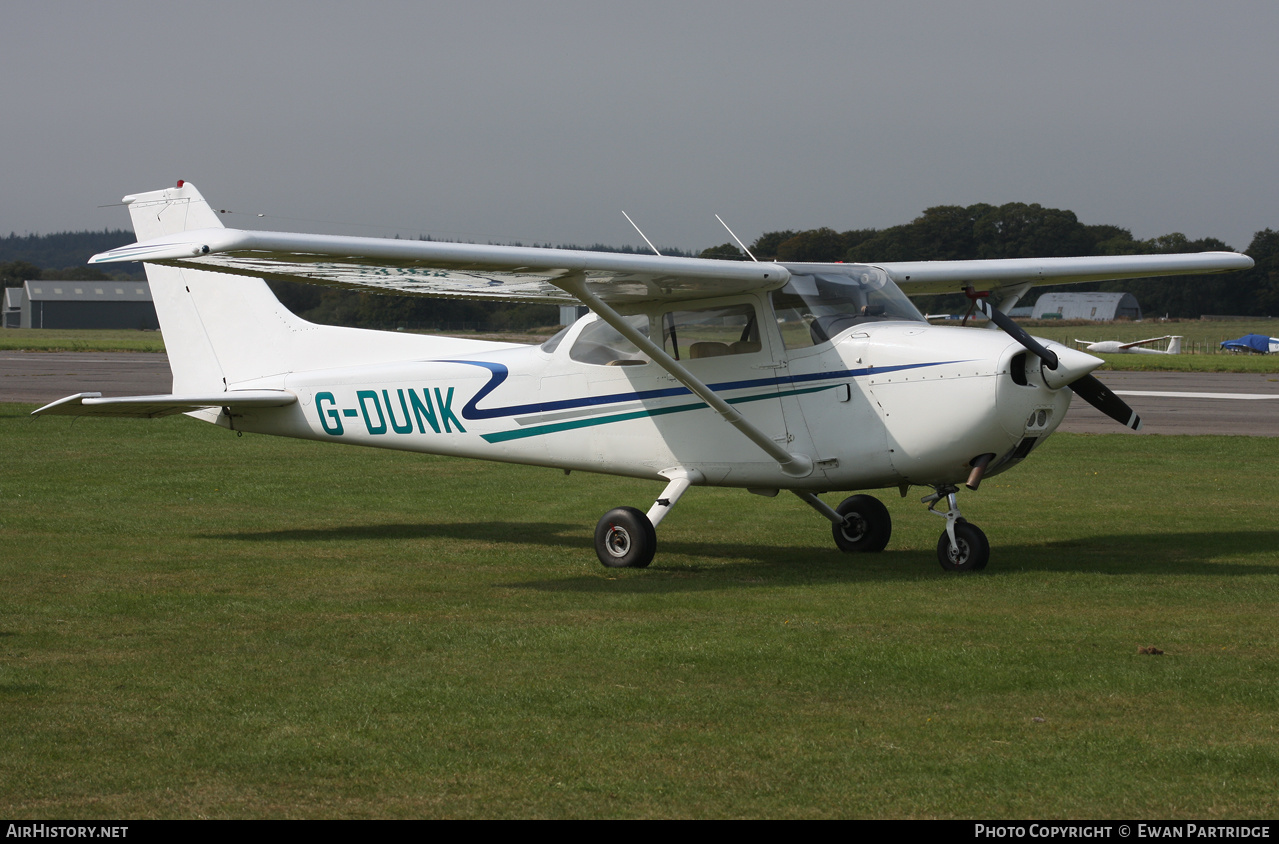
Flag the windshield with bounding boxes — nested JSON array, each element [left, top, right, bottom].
[[772, 267, 925, 348]]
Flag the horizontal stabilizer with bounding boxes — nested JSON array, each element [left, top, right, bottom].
[[33, 391, 297, 419]]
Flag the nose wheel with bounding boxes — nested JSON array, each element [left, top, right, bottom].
[[924, 485, 989, 572], [936, 519, 989, 572]]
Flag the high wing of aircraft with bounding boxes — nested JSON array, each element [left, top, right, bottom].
[[1076, 336, 1183, 355], [35, 182, 1255, 572]]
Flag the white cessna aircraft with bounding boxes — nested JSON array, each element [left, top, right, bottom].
[[36, 182, 1253, 571]]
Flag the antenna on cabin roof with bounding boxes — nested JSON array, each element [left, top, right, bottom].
[[715, 214, 758, 262], [621, 210, 662, 257]]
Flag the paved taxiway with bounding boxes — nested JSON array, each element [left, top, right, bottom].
[[1057, 370, 1279, 436], [4, 352, 1278, 436], [2, 352, 173, 404]]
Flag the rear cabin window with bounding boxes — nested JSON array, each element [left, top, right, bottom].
[[568, 314, 649, 366]]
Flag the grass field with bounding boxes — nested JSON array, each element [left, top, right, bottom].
[[0, 329, 165, 353], [2, 404, 1276, 818]]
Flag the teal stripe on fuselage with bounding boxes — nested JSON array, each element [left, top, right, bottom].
[[481, 384, 835, 443]]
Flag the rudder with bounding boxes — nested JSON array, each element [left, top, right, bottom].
[[125, 182, 232, 393]]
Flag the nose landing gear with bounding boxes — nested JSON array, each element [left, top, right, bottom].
[[924, 485, 989, 572]]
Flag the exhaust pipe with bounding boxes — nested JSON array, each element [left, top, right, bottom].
[[966, 453, 996, 490]]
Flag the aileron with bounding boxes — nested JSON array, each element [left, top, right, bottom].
[[871, 253, 1254, 297]]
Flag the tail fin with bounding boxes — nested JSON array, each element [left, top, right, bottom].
[[1166, 336, 1182, 355], [122, 182, 508, 395], [125, 181, 300, 394]]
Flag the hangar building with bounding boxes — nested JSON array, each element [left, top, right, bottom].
[[1032, 292, 1141, 321], [3, 288, 21, 328], [10, 280, 158, 330]]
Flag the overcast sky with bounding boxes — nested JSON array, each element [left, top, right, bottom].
[[3, 0, 1275, 254]]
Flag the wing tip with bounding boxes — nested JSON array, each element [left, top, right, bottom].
[[32, 392, 102, 416]]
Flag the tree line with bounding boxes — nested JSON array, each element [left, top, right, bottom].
[[0, 230, 141, 280], [701, 203, 1278, 318]]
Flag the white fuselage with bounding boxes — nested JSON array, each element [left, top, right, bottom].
[[222, 297, 1073, 494]]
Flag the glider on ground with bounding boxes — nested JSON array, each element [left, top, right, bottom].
[[1076, 336, 1182, 355], [35, 183, 1255, 571]]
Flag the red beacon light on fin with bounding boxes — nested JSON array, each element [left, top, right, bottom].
[[176, 180, 185, 188]]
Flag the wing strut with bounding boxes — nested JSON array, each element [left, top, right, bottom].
[[557, 275, 814, 479]]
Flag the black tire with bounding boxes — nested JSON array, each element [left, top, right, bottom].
[[831, 494, 892, 553], [936, 520, 990, 572], [594, 507, 656, 568]]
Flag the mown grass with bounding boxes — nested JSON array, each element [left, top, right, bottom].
[[1090, 354, 1279, 373], [0, 329, 165, 353], [3, 405, 1276, 818]]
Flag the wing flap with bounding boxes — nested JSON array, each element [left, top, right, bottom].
[[33, 390, 297, 418]]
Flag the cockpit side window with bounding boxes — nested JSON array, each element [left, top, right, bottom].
[[660, 303, 760, 361], [772, 268, 925, 349], [568, 314, 650, 366]]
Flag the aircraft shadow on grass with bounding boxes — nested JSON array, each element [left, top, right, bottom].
[[210, 523, 1279, 589]]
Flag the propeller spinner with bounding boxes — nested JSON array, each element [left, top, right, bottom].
[[978, 299, 1143, 431]]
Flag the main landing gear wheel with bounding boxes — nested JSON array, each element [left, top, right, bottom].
[[937, 519, 989, 572], [595, 507, 656, 568], [832, 494, 892, 553]]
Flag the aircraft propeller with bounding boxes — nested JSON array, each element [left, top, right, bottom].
[[1066, 373, 1142, 430], [977, 299, 1142, 431]]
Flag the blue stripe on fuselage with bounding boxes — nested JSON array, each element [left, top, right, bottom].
[[437, 359, 968, 422]]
